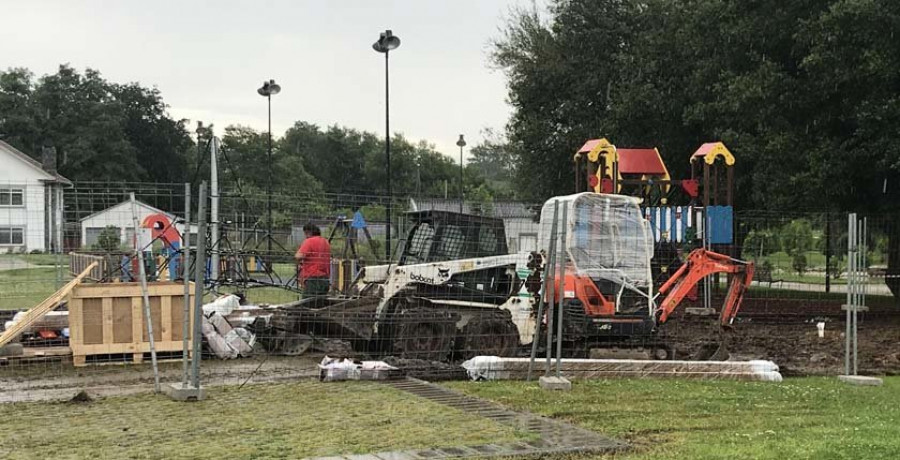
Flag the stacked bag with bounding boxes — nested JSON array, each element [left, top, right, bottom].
[[201, 295, 256, 359]]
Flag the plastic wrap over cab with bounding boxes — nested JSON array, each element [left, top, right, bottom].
[[539, 193, 653, 289]]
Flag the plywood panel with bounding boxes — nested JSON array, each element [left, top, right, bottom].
[[112, 297, 133, 343], [170, 295, 185, 342], [141, 297, 163, 342], [81, 298, 104, 345]]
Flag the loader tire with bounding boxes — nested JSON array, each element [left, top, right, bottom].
[[391, 309, 456, 361], [458, 314, 519, 359]]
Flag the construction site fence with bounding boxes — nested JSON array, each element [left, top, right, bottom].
[[1, 181, 899, 402]]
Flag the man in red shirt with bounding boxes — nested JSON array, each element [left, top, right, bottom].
[[295, 223, 331, 297]]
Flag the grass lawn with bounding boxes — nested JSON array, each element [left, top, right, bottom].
[[0, 381, 530, 460], [0, 253, 64, 266], [447, 377, 900, 459], [0, 267, 66, 310]]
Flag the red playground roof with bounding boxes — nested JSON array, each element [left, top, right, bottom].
[[578, 139, 605, 153], [691, 142, 735, 165], [617, 148, 667, 175]]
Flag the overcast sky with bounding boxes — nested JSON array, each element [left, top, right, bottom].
[[1, 0, 546, 159]]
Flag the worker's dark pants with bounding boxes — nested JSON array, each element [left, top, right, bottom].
[[303, 277, 330, 298]]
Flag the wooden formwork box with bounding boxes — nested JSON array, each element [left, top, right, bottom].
[[68, 282, 195, 367]]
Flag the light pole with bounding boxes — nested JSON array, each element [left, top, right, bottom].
[[257, 79, 281, 254], [457, 134, 466, 213], [373, 30, 400, 262]]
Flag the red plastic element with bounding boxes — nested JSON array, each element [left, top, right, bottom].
[[681, 179, 699, 198], [142, 213, 181, 248], [656, 249, 754, 327], [38, 330, 57, 339], [692, 142, 723, 161], [588, 175, 599, 188], [600, 178, 614, 193], [617, 148, 667, 175], [578, 139, 605, 154]]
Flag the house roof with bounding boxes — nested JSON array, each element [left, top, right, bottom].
[[79, 200, 175, 223], [0, 140, 72, 186]]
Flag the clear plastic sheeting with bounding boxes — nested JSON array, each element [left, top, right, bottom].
[[461, 356, 783, 382], [539, 193, 653, 292]]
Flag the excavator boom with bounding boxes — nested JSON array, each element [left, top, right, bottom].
[[656, 249, 754, 326]]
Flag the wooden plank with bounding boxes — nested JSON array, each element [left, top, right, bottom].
[[68, 298, 83, 351], [81, 299, 103, 345], [171, 295, 184, 342], [112, 297, 133, 343], [101, 297, 114, 345], [131, 297, 143, 352], [142, 297, 162, 342], [71, 282, 190, 299], [0, 261, 98, 348], [161, 296, 172, 341]]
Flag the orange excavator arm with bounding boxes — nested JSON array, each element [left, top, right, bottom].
[[656, 249, 754, 327]]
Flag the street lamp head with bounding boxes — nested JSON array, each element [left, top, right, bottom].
[[373, 29, 401, 53], [257, 79, 281, 97], [456, 134, 467, 148]]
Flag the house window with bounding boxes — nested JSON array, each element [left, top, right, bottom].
[[0, 188, 24, 206], [0, 227, 25, 245]]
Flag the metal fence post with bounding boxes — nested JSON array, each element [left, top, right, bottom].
[[555, 203, 568, 377], [131, 193, 160, 393], [182, 183, 191, 387], [527, 201, 558, 381], [191, 182, 207, 388], [545, 201, 560, 376]]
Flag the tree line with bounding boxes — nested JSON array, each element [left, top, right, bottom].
[[0, 65, 516, 202], [494, 0, 900, 211]]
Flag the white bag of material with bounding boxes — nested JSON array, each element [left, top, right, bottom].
[[224, 329, 253, 356], [202, 295, 241, 317], [204, 328, 238, 359], [461, 356, 507, 381], [319, 355, 361, 381], [207, 312, 233, 336], [232, 327, 256, 349]]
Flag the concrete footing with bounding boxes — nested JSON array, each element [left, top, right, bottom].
[[463, 357, 783, 382], [838, 375, 883, 386], [539, 376, 572, 391], [165, 383, 207, 401]]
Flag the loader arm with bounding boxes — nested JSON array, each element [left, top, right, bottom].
[[656, 249, 754, 326]]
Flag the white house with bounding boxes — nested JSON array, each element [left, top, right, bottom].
[[80, 200, 194, 250], [0, 140, 71, 253]]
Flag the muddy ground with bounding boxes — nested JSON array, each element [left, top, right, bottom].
[[663, 315, 900, 376]]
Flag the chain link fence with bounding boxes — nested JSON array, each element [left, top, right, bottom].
[[2, 181, 900, 402]]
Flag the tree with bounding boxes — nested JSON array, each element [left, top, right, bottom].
[[781, 219, 815, 256], [92, 225, 121, 252], [0, 65, 194, 183], [493, 0, 900, 210], [792, 252, 808, 277], [467, 129, 516, 199]]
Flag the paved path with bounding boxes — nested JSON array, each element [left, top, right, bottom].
[[306, 378, 626, 460], [0, 257, 37, 271], [752, 280, 892, 296]]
